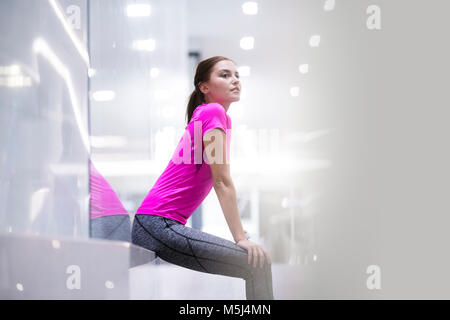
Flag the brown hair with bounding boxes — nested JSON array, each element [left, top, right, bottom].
[[185, 56, 235, 124]]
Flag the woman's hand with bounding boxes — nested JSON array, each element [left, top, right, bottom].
[[236, 239, 272, 268]]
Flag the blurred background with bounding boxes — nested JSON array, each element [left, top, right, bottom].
[[1, 0, 450, 299]]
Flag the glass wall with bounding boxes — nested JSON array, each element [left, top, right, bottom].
[[0, 0, 90, 238], [88, 0, 189, 216]]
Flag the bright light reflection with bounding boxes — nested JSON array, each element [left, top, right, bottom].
[[90, 136, 127, 148], [30, 188, 50, 222], [242, 2, 258, 15], [126, 4, 151, 17], [32, 38, 90, 152], [0, 76, 32, 88], [92, 90, 116, 102], [133, 39, 156, 51], [309, 35, 321, 47], [237, 66, 251, 77], [0, 65, 21, 75], [290, 86, 300, 97], [324, 0, 335, 11], [88, 68, 96, 78], [150, 67, 160, 78], [105, 281, 115, 289], [0, 65, 33, 87], [52, 240, 61, 249], [240, 36, 255, 50], [298, 64, 309, 74]]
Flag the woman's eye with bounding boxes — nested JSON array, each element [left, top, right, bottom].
[[222, 74, 239, 78]]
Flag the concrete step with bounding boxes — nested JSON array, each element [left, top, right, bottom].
[[0, 233, 155, 299], [129, 258, 246, 300], [0, 233, 303, 299], [129, 258, 303, 300]]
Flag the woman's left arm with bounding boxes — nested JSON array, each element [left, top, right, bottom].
[[205, 128, 271, 268]]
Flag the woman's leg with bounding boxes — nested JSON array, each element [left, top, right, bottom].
[[131, 214, 273, 300]]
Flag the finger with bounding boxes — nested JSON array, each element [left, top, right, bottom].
[[247, 247, 252, 265], [255, 247, 261, 268], [253, 247, 258, 268], [258, 247, 265, 268], [265, 250, 272, 265]]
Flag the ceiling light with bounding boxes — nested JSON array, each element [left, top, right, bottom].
[[309, 35, 321, 47], [92, 90, 116, 102], [298, 64, 309, 74], [133, 38, 156, 51], [88, 68, 96, 78], [290, 86, 300, 97], [242, 2, 258, 15], [150, 67, 160, 78], [126, 4, 151, 17], [237, 66, 251, 77], [90, 135, 127, 148], [323, 0, 335, 11], [240, 36, 255, 50], [0, 64, 21, 75]]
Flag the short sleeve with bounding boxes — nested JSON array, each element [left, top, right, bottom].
[[199, 103, 228, 135]]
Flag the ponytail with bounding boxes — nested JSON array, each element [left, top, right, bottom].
[[185, 87, 204, 125]]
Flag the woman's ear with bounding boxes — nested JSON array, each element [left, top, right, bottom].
[[198, 82, 208, 95]]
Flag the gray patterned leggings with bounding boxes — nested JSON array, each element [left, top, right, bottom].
[[131, 214, 274, 300]]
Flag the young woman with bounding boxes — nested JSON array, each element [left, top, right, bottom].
[[131, 56, 273, 300]]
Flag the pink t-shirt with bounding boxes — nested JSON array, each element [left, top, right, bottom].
[[136, 103, 232, 225], [90, 161, 128, 219]]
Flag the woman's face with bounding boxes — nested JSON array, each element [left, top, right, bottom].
[[199, 60, 241, 107]]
